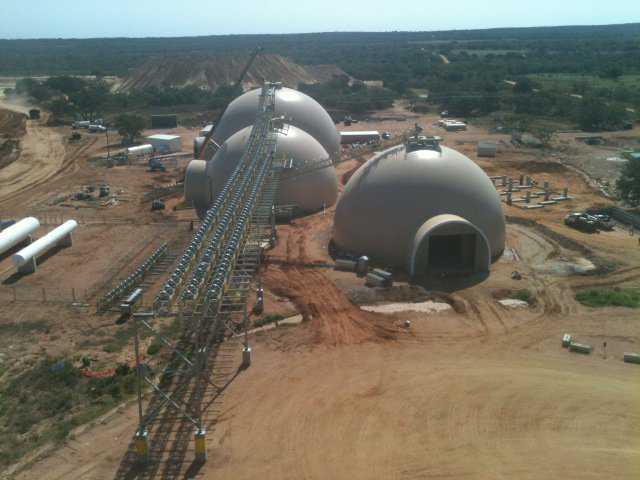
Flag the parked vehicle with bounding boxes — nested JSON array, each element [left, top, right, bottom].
[[564, 212, 598, 233]]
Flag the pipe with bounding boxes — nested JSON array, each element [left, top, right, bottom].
[[0, 217, 40, 255], [12, 220, 77, 266]]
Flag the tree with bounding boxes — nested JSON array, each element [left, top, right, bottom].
[[115, 114, 146, 145], [616, 156, 640, 206], [514, 77, 534, 94], [531, 126, 555, 147], [71, 82, 109, 120]]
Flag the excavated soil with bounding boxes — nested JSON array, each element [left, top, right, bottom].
[[4, 100, 640, 480]]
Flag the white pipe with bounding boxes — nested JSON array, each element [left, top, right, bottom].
[[0, 217, 40, 255], [12, 220, 77, 266]]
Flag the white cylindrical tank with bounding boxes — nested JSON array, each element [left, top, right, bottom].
[[12, 220, 77, 266], [0, 217, 40, 255], [198, 125, 338, 216], [127, 144, 153, 156]]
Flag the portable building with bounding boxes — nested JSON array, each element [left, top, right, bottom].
[[151, 114, 178, 129], [339, 131, 381, 144], [146, 134, 182, 154]]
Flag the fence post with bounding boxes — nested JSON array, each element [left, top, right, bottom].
[[72, 288, 77, 302], [13, 287, 17, 302], [42, 288, 47, 302]]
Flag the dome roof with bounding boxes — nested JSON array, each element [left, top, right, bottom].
[[206, 124, 338, 212], [212, 87, 340, 160], [333, 145, 505, 269]]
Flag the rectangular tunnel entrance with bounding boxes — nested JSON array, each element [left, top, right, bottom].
[[427, 234, 476, 273]]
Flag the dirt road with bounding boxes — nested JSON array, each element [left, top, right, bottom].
[[0, 104, 67, 207]]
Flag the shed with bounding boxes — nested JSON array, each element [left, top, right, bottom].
[[477, 141, 497, 158], [151, 114, 178, 129], [146, 134, 182, 154], [339, 131, 381, 145]]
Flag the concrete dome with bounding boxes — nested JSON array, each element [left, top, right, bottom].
[[333, 145, 505, 277], [188, 125, 338, 217], [212, 86, 340, 161]]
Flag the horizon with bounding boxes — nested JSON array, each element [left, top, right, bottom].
[[2, 21, 639, 42], [1, 0, 639, 40]]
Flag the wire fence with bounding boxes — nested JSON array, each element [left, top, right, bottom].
[[0, 286, 88, 304]]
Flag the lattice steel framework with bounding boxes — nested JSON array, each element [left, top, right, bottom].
[[127, 83, 285, 465]]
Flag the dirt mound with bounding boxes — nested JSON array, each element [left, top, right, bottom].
[[0, 108, 26, 169], [264, 218, 396, 346], [119, 54, 344, 92], [265, 266, 396, 346]]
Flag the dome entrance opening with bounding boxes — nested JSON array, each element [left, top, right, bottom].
[[410, 214, 490, 278], [427, 234, 477, 273]]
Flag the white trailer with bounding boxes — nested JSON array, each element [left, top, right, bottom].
[[12, 220, 77, 274], [0, 217, 40, 256]]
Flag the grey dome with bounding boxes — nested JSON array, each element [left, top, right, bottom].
[[205, 125, 338, 213], [212, 86, 340, 161], [333, 146, 505, 276]]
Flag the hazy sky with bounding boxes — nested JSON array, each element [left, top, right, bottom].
[[1, 0, 638, 39]]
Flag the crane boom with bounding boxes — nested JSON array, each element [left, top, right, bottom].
[[197, 47, 263, 160]]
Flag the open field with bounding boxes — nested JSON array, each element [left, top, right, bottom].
[[1, 96, 639, 480]]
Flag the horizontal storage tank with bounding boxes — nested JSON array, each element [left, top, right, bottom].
[[12, 220, 77, 270], [0, 217, 40, 255], [334, 259, 357, 272], [623, 352, 640, 365], [211, 86, 340, 162], [568, 342, 592, 355], [186, 124, 338, 218], [127, 144, 153, 156]]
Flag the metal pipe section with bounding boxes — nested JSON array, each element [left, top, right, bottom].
[[12, 220, 77, 266], [0, 217, 40, 255]]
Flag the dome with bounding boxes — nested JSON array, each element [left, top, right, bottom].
[[212, 86, 340, 161], [187, 124, 338, 217], [333, 145, 505, 277]]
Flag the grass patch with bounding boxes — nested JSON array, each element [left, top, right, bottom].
[[0, 320, 50, 337], [0, 357, 137, 468], [575, 288, 640, 308], [512, 289, 534, 303]]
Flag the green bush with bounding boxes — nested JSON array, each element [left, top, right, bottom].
[[576, 288, 640, 308], [512, 289, 533, 303]]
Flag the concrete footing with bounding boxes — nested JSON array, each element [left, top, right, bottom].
[[17, 256, 36, 274], [195, 428, 207, 462], [59, 233, 73, 248], [135, 429, 150, 463]]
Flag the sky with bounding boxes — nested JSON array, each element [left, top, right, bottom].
[[1, 0, 638, 39]]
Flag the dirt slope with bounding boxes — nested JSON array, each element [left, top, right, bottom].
[[119, 53, 346, 92], [0, 108, 27, 169]]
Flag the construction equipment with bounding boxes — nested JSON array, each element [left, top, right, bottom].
[[564, 212, 613, 233], [148, 158, 167, 172], [564, 212, 598, 233], [151, 200, 165, 211], [197, 47, 263, 160]]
